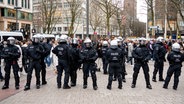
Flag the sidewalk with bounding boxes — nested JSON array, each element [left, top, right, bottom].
[[0, 61, 184, 104]]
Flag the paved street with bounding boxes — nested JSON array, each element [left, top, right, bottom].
[[0, 61, 184, 104]]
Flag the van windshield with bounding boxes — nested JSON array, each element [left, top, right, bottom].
[[3, 36, 23, 41]]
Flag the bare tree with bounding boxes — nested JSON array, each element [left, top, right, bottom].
[[65, 0, 83, 37], [145, 0, 155, 26], [170, 0, 184, 22], [89, 1, 103, 36], [94, 0, 119, 36], [40, 0, 61, 34]]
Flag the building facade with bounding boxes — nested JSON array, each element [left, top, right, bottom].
[[0, 0, 33, 38]]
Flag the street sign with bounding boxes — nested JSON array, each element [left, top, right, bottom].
[[149, 26, 158, 29]]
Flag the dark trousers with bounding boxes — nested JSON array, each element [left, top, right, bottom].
[[41, 59, 46, 83], [83, 63, 97, 87], [26, 60, 41, 86], [57, 60, 70, 86], [70, 65, 78, 84], [4, 61, 19, 87], [132, 63, 151, 86], [163, 65, 181, 89], [153, 60, 164, 80], [127, 57, 133, 65], [108, 63, 122, 87], [102, 57, 108, 73]]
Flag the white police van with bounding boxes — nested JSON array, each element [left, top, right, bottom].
[[0, 31, 24, 42]]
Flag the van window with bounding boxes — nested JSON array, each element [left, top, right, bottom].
[[3, 36, 23, 41]]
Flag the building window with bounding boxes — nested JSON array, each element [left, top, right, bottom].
[[8, 0, 10, 4], [28, 0, 30, 9], [53, 27, 56, 31], [7, 9, 16, 17], [21, 0, 24, 7], [64, 27, 68, 31], [58, 27, 62, 31], [25, 0, 27, 8]]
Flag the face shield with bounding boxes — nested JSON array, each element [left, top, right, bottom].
[[9, 40, 15, 45], [34, 38, 40, 43], [139, 40, 146, 45], [85, 43, 91, 48]]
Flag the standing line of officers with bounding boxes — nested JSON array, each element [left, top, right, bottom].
[[0, 35, 183, 91]]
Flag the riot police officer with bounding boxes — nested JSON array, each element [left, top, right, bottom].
[[52, 35, 71, 89], [117, 37, 126, 82], [131, 37, 152, 89], [40, 38, 52, 85], [152, 37, 167, 82], [163, 43, 184, 90], [102, 41, 109, 74], [1, 37, 20, 89], [0, 42, 4, 81], [69, 38, 81, 87], [106, 40, 124, 90], [80, 38, 98, 90], [24, 35, 45, 91]]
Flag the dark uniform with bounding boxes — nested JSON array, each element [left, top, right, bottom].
[[1, 44, 20, 89], [69, 43, 81, 87], [80, 45, 98, 90], [131, 44, 152, 89], [40, 42, 52, 85], [152, 42, 167, 82], [0, 43, 4, 81], [24, 41, 45, 91], [102, 45, 108, 74], [163, 50, 184, 90], [106, 45, 124, 90], [52, 42, 71, 89]]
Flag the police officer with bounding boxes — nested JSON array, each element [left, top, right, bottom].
[[0, 42, 4, 81], [1, 37, 20, 89], [117, 37, 126, 82], [102, 41, 109, 74], [152, 37, 167, 82], [24, 35, 45, 91], [106, 40, 124, 90], [80, 38, 98, 90], [40, 38, 52, 85], [163, 43, 184, 90], [69, 38, 81, 87], [52, 35, 71, 89], [131, 37, 152, 89]]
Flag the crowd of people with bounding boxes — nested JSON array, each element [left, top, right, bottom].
[[0, 34, 183, 91]]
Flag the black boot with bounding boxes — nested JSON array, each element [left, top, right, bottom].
[[2, 85, 9, 90]]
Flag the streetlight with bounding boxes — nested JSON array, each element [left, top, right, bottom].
[[14, 6, 22, 31]]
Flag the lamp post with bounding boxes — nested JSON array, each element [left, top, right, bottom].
[[86, 0, 89, 38], [14, 6, 22, 31]]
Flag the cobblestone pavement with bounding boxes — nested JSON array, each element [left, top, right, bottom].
[[0, 61, 184, 104]]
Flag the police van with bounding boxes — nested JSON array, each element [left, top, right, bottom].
[[0, 31, 24, 42]]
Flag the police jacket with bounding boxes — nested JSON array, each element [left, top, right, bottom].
[[102, 46, 108, 59], [26, 42, 45, 60], [132, 45, 151, 63], [69, 45, 81, 68], [52, 43, 70, 62], [167, 50, 184, 66], [1, 44, 20, 61], [153, 42, 167, 61], [106, 46, 124, 63], [41, 42, 52, 58], [80, 46, 98, 63]]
